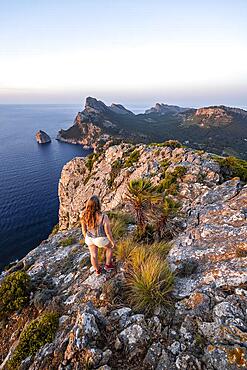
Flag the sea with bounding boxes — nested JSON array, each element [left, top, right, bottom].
[[0, 104, 92, 271]]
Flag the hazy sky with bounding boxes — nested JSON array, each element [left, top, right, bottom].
[[0, 0, 247, 107]]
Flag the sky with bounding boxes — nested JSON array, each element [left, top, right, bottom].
[[0, 0, 247, 108]]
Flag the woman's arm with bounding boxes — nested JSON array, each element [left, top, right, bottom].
[[81, 219, 87, 239], [103, 215, 115, 248]]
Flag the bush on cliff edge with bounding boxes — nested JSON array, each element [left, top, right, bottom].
[[0, 271, 31, 319], [7, 311, 59, 369]]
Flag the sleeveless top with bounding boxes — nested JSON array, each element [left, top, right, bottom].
[[86, 214, 107, 238]]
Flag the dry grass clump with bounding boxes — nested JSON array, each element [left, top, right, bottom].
[[108, 211, 134, 240], [114, 238, 137, 263], [126, 252, 174, 312], [115, 239, 174, 312]]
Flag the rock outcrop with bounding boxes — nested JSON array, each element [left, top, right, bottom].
[[56, 97, 135, 151], [35, 130, 51, 144], [1, 142, 247, 369], [184, 105, 247, 127], [58, 143, 221, 230]]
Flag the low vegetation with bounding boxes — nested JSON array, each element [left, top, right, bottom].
[[85, 152, 101, 173], [148, 140, 183, 149], [126, 254, 173, 312], [114, 237, 137, 263], [124, 149, 140, 167], [114, 239, 173, 312], [213, 155, 247, 183], [126, 177, 181, 241], [156, 166, 187, 194], [108, 210, 134, 240], [107, 159, 123, 188], [50, 223, 59, 236], [7, 312, 59, 369], [59, 236, 77, 247], [0, 271, 31, 319], [126, 179, 162, 234]]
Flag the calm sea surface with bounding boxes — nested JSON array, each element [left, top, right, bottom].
[[0, 104, 91, 271]]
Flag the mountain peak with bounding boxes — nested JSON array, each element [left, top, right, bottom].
[[145, 102, 190, 114], [84, 97, 108, 114]]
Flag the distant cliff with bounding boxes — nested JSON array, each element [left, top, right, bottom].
[[57, 97, 247, 159]]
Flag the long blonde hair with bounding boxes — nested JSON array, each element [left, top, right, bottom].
[[82, 195, 101, 229]]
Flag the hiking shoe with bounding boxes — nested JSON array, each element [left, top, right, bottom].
[[95, 267, 102, 276], [104, 263, 114, 272]]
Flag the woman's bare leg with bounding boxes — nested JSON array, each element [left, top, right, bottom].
[[104, 243, 113, 265], [88, 244, 99, 271]]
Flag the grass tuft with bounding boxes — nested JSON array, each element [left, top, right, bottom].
[[108, 211, 135, 240], [114, 238, 137, 263], [126, 253, 174, 312]]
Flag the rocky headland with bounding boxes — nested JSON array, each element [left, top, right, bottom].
[[35, 130, 51, 144], [1, 141, 247, 370], [56, 97, 247, 159]]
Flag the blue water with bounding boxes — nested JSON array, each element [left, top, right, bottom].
[[0, 104, 91, 271]]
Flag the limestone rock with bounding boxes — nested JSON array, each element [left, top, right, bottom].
[[168, 180, 247, 298], [58, 143, 221, 230], [35, 130, 51, 144]]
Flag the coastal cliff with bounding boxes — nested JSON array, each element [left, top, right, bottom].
[[56, 97, 247, 159], [1, 142, 247, 370]]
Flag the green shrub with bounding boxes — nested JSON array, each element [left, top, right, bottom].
[[156, 166, 187, 194], [7, 312, 59, 369], [151, 241, 172, 258], [127, 178, 162, 232], [148, 140, 182, 149], [59, 236, 77, 247], [160, 159, 170, 173], [107, 159, 123, 188], [213, 156, 247, 183], [0, 271, 31, 318], [124, 149, 140, 167], [85, 152, 101, 173], [50, 223, 59, 236]]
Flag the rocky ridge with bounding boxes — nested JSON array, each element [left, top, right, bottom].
[[58, 143, 221, 230], [145, 103, 190, 115], [0, 143, 247, 369], [56, 97, 247, 159]]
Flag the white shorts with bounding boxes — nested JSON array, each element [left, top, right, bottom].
[[85, 235, 110, 248]]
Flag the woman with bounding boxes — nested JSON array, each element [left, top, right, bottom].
[[81, 195, 115, 275]]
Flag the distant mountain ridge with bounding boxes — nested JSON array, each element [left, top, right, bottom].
[[57, 97, 247, 159]]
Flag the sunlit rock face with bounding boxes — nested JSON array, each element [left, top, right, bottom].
[[35, 130, 51, 144], [168, 178, 247, 298], [58, 143, 221, 230], [1, 142, 247, 369]]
